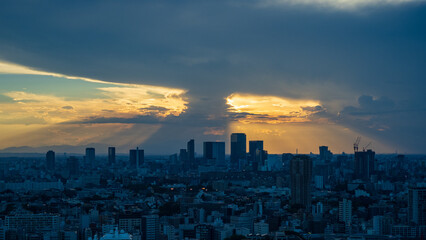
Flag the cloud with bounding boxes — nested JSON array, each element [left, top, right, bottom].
[[257, 0, 426, 10], [226, 93, 325, 123], [340, 95, 396, 116]]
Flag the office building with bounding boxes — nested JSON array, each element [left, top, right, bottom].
[[46, 150, 55, 171], [179, 149, 188, 170], [203, 142, 225, 167], [85, 147, 95, 166], [119, 215, 142, 234], [142, 215, 160, 240], [354, 149, 375, 180], [230, 133, 246, 170], [187, 139, 195, 169], [5, 214, 60, 232], [339, 198, 352, 226], [108, 147, 116, 165], [290, 155, 312, 208], [319, 146, 332, 162], [408, 187, 426, 225], [67, 156, 79, 176], [129, 148, 144, 168], [249, 141, 267, 170]]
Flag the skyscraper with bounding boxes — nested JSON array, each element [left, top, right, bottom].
[[46, 150, 55, 171], [339, 198, 352, 226], [249, 141, 267, 171], [354, 149, 375, 180], [203, 142, 225, 167], [85, 148, 95, 167], [230, 133, 246, 170], [108, 147, 116, 165], [67, 156, 79, 176], [408, 187, 426, 225], [129, 148, 144, 168], [179, 149, 188, 170], [187, 139, 195, 169], [141, 215, 160, 240], [319, 146, 332, 162], [290, 155, 312, 208]]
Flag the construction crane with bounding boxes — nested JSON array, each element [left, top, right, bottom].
[[363, 142, 372, 151], [354, 136, 361, 153]]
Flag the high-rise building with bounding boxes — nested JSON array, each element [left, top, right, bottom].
[[141, 215, 159, 240], [187, 139, 195, 169], [249, 141, 263, 161], [408, 187, 426, 225], [290, 155, 312, 208], [203, 142, 225, 167], [108, 147, 116, 165], [249, 141, 267, 170], [319, 146, 332, 162], [230, 133, 246, 170], [354, 149, 375, 180], [46, 150, 55, 171], [129, 148, 144, 168], [339, 198, 352, 226], [67, 156, 79, 176], [85, 148, 95, 167], [179, 149, 188, 169]]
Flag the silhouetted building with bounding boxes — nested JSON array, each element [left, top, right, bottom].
[[67, 156, 79, 176], [203, 142, 225, 167], [230, 133, 246, 170], [249, 141, 267, 171], [180, 149, 188, 169], [319, 146, 332, 162], [108, 147, 115, 165], [408, 187, 426, 225], [129, 148, 144, 168], [46, 150, 55, 171], [187, 139, 195, 169], [290, 155, 312, 208], [354, 149, 375, 180], [85, 148, 95, 167]]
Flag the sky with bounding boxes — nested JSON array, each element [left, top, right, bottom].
[[0, 0, 425, 154]]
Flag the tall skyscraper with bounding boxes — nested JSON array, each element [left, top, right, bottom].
[[179, 149, 188, 169], [187, 139, 195, 169], [249, 141, 267, 171], [203, 142, 225, 167], [108, 147, 116, 165], [319, 146, 332, 162], [46, 150, 55, 171], [408, 187, 426, 225], [67, 156, 79, 176], [354, 149, 375, 180], [249, 141, 263, 161], [290, 155, 312, 208], [85, 148, 95, 167], [141, 215, 160, 240], [230, 133, 246, 170], [129, 148, 144, 168]]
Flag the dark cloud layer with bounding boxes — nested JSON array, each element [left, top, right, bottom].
[[0, 0, 425, 152]]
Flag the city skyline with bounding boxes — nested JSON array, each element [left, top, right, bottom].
[[1, 1, 426, 154]]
